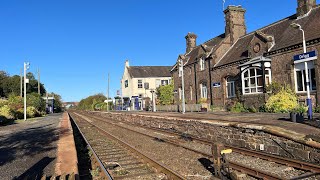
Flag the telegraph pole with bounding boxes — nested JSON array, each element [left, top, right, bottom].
[[37, 68, 40, 95], [179, 59, 186, 114], [20, 68, 23, 97], [107, 73, 110, 112]]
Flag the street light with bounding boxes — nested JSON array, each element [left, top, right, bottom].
[[291, 22, 312, 120], [24, 62, 30, 121]]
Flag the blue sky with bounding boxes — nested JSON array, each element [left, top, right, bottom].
[[0, 0, 297, 102]]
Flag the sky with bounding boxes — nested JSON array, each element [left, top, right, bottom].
[[0, 0, 297, 102]]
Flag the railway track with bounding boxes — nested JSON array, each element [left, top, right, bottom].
[[69, 112, 185, 180], [80, 111, 320, 180]]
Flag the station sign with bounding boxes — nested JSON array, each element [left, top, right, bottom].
[[212, 82, 221, 87], [294, 50, 317, 64]]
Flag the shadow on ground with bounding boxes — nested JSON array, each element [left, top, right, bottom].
[[0, 121, 62, 166], [13, 156, 54, 180]]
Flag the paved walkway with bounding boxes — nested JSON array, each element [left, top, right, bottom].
[[0, 113, 61, 180]]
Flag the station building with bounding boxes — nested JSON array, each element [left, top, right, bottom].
[[121, 60, 172, 110], [172, 0, 320, 109]]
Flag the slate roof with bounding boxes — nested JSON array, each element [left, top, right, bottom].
[[128, 66, 172, 78], [185, 34, 226, 66], [215, 5, 320, 67]]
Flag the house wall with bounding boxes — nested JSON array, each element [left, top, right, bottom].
[[210, 43, 320, 109]]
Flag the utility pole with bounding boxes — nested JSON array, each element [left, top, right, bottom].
[[20, 68, 23, 97], [107, 73, 110, 112], [37, 68, 40, 95], [24, 62, 30, 121]]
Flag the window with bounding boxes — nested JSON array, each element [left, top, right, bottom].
[[242, 68, 265, 94], [226, 77, 235, 98], [161, 80, 169, 86], [138, 79, 143, 88], [125, 80, 128, 88], [156, 79, 161, 88], [200, 58, 205, 71], [295, 62, 316, 92], [178, 66, 183, 77], [200, 83, 207, 99], [179, 87, 182, 100]]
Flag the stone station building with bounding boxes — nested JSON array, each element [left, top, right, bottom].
[[172, 0, 320, 109]]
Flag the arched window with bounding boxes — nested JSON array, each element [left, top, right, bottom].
[[242, 67, 266, 94], [200, 83, 207, 98]]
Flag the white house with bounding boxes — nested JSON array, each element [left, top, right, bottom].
[[121, 60, 172, 110]]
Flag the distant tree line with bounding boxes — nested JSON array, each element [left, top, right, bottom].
[[78, 93, 112, 111]]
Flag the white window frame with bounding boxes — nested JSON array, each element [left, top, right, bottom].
[[242, 67, 271, 94], [226, 78, 235, 98], [138, 79, 143, 88], [200, 57, 205, 71], [294, 61, 316, 92], [200, 83, 208, 99], [161, 80, 169, 86], [156, 79, 161, 88]]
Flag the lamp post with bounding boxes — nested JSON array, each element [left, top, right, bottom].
[[291, 23, 312, 120], [179, 58, 186, 114], [24, 62, 30, 121], [150, 89, 156, 112]]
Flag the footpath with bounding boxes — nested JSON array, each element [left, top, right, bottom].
[[0, 112, 78, 180]]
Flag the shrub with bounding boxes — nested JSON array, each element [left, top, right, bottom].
[[198, 98, 207, 104], [13, 108, 24, 119], [230, 102, 248, 113], [26, 106, 38, 118], [0, 99, 8, 107], [265, 87, 298, 113], [266, 82, 283, 95], [0, 105, 14, 119], [248, 106, 257, 113]]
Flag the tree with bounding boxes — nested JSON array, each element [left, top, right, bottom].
[[156, 81, 174, 105], [0, 71, 9, 97], [27, 93, 46, 113], [78, 94, 106, 110]]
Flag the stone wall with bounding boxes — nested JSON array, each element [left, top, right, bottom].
[[96, 112, 320, 164]]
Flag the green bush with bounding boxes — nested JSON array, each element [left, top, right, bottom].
[[230, 102, 248, 113], [0, 99, 8, 107], [0, 105, 14, 119], [265, 87, 298, 113], [27, 106, 38, 118]]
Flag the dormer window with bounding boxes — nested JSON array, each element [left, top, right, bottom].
[[200, 58, 205, 71]]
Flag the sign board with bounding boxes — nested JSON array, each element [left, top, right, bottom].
[[294, 50, 317, 64], [212, 82, 221, 87], [25, 79, 29, 83]]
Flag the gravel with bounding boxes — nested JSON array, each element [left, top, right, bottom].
[[0, 113, 61, 180]]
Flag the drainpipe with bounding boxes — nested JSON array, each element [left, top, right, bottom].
[[208, 57, 213, 106], [194, 62, 198, 103]]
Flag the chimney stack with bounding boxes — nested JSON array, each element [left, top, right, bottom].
[[185, 32, 197, 53], [297, 0, 316, 17], [125, 60, 129, 67], [224, 5, 246, 44]]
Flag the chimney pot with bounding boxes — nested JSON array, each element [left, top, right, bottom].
[[185, 32, 197, 53]]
